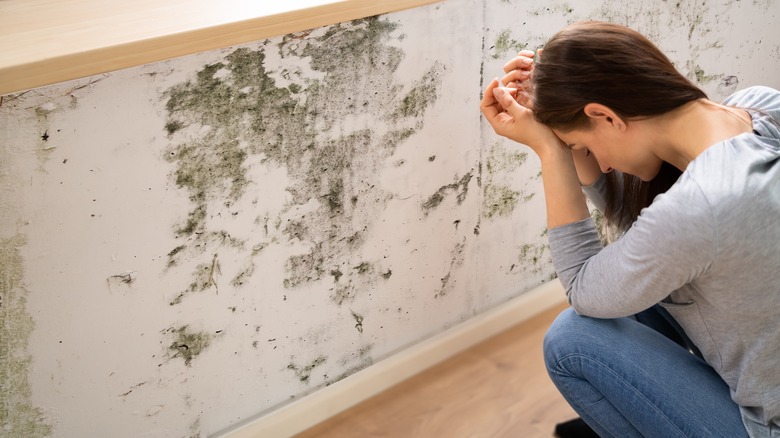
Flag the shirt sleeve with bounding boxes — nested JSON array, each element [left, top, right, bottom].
[[548, 173, 718, 318], [582, 173, 608, 212]]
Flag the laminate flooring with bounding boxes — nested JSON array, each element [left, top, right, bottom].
[[296, 302, 576, 438]]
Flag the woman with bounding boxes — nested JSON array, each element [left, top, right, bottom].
[[480, 21, 780, 437]]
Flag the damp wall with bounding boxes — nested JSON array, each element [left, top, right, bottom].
[[1, 0, 778, 436]]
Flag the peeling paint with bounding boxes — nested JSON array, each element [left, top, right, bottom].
[[0, 235, 52, 436]]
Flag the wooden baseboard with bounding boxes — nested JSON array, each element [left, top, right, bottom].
[[214, 281, 566, 438]]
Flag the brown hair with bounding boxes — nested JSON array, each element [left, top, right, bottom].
[[532, 21, 703, 229]]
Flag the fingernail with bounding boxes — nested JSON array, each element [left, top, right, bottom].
[[492, 87, 507, 100]]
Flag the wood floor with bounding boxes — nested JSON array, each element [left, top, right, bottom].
[[296, 303, 576, 438]]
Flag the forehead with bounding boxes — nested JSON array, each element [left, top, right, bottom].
[[552, 127, 590, 144]]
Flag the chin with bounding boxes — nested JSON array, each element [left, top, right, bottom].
[[639, 163, 664, 182]]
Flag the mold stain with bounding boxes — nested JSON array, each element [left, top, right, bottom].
[[528, 3, 575, 17], [163, 17, 443, 305], [392, 62, 444, 120], [0, 235, 53, 437], [482, 142, 531, 219], [329, 344, 374, 383], [287, 356, 327, 383], [492, 30, 528, 60], [170, 253, 221, 305], [166, 326, 214, 366], [692, 64, 721, 85], [351, 311, 364, 333], [435, 240, 466, 298], [510, 241, 551, 276], [421, 171, 473, 216]]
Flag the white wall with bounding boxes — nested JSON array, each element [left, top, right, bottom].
[[1, 0, 778, 436]]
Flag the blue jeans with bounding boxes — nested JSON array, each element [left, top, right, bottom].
[[544, 306, 749, 437]]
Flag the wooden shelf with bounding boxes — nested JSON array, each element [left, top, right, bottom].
[[0, 0, 442, 96]]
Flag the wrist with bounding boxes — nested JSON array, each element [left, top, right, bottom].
[[536, 140, 571, 164]]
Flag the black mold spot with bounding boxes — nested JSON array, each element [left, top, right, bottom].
[[166, 326, 213, 366], [170, 253, 220, 305], [353, 262, 371, 275], [166, 245, 186, 267], [351, 311, 364, 333], [287, 356, 327, 383], [421, 171, 473, 215], [165, 120, 183, 135]]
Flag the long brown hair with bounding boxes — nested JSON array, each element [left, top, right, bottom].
[[532, 21, 703, 229]]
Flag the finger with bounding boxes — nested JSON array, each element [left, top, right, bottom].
[[492, 86, 516, 111], [502, 55, 534, 73], [517, 49, 536, 57], [501, 69, 531, 86], [480, 78, 502, 117]]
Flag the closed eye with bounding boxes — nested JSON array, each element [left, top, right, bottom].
[[567, 144, 591, 157]]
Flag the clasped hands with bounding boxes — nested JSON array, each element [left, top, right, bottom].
[[480, 49, 564, 156]]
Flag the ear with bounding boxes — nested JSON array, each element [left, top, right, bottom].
[[583, 103, 626, 131]]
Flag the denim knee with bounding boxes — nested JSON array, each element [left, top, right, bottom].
[[543, 307, 604, 376], [543, 307, 579, 372]]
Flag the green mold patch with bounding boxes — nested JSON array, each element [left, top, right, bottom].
[[492, 29, 528, 60], [510, 242, 551, 276], [392, 62, 444, 119], [483, 184, 521, 219], [0, 235, 53, 437], [692, 64, 721, 85], [482, 143, 532, 219], [163, 17, 442, 304], [166, 325, 214, 366], [287, 356, 327, 383]]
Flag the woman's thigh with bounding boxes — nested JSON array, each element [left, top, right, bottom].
[[543, 308, 748, 438]]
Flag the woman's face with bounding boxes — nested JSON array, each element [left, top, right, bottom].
[[553, 125, 663, 182]]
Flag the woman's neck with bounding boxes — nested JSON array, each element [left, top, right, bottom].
[[645, 99, 753, 171]]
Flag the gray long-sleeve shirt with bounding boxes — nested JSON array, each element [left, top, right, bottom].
[[547, 86, 780, 433]]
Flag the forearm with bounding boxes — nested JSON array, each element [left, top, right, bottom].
[[539, 144, 591, 229], [571, 148, 602, 186]]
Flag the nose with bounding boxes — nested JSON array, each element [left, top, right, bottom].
[[597, 159, 613, 174]]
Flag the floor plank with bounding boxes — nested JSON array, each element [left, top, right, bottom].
[[296, 303, 576, 438]]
